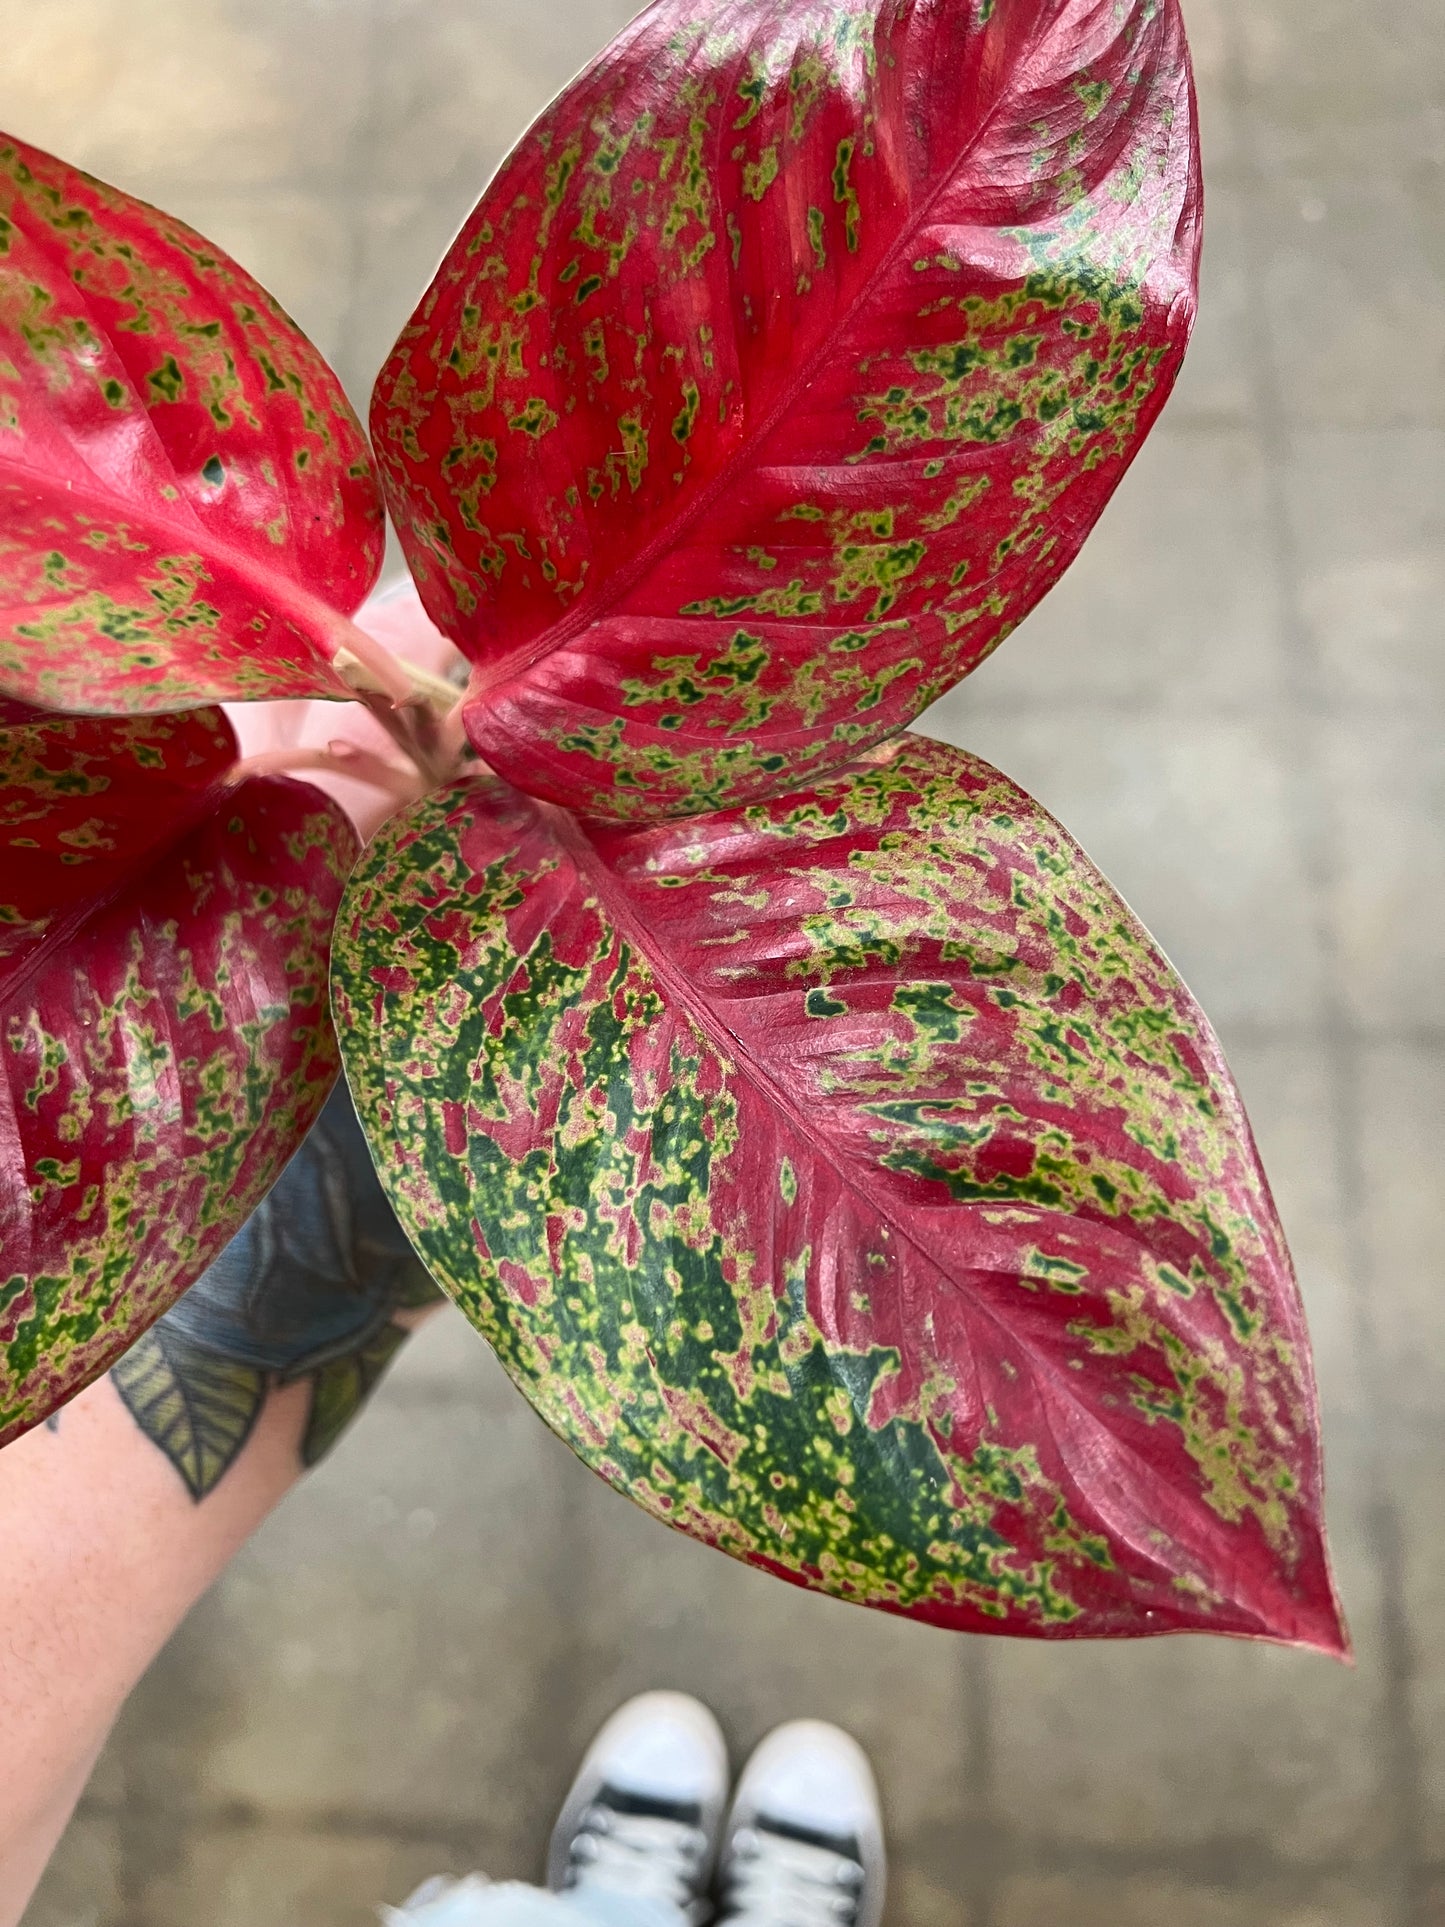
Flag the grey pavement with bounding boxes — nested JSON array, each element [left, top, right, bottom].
[[7, 1, 1444, 1923]]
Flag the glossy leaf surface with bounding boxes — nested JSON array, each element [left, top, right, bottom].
[[375, 0, 1200, 820], [0, 133, 384, 715], [0, 704, 355, 1443], [334, 737, 1342, 1648]]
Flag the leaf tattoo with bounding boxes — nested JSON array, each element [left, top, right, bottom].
[[302, 1325, 411, 1469], [110, 1329, 267, 1502], [112, 1082, 440, 1500]]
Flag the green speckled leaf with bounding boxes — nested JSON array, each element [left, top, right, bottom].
[[375, 0, 1200, 819], [0, 132, 384, 714], [333, 736, 1343, 1649], [0, 702, 356, 1443]]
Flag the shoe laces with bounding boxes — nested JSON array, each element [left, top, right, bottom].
[[567, 1802, 710, 1918], [719, 1826, 864, 1926]]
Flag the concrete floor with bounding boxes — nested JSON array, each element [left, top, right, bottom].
[[7, 0, 1444, 1921]]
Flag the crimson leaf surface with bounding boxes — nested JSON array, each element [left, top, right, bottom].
[[1, 702, 355, 1442], [374, 0, 1201, 820], [0, 134, 385, 715]]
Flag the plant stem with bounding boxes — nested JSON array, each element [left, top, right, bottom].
[[225, 743, 422, 807], [356, 690, 462, 790], [436, 700, 472, 771]]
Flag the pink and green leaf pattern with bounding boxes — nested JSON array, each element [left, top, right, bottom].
[[0, 133, 384, 715], [0, 703, 356, 1444], [374, 0, 1200, 821], [333, 735, 1344, 1649]]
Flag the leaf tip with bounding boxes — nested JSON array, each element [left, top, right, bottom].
[[1286, 1593, 1354, 1665], [1249, 1527, 1352, 1661]]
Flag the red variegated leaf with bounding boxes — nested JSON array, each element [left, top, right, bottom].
[[0, 703, 356, 1443], [0, 133, 387, 715], [0, 696, 235, 955], [334, 736, 1343, 1649], [373, 0, 1200, 821]]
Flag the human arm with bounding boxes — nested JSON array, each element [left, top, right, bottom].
[[0, 1086, 441, 1924]]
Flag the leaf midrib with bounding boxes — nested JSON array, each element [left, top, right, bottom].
[[3, 167, 382, 690], [460, 2, 1075, 700], [547, 799, 1309, 1622], [0, 454, 361, 686]]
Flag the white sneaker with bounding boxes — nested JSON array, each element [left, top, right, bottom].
[[547, 1691, 730, 1925], [715, 1721, 886, 1927]]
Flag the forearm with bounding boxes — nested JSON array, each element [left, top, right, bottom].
[[0, 1371, 311, 1922], [0, 1082, 442, 1922]]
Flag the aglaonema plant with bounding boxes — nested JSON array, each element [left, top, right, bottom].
[[0, 0, 1348, 1651]]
